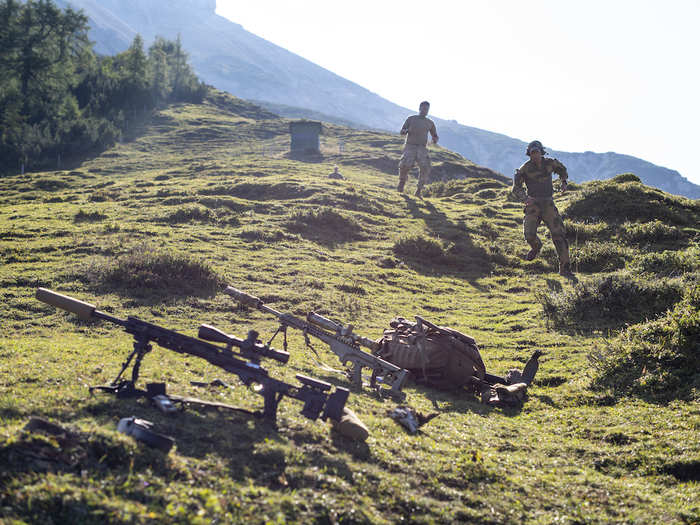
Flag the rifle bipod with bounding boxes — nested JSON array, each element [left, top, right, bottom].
[[89, 339, 152, 398], [87, 340, 261, 418]]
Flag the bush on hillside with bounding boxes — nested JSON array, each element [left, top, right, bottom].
[[628, 247, 700, 277], [536, 273, 683, 330], [564, 220, 610, 243], [158, 204, 238, 225], [85, 244, 222, 297], [611, 173, 642, 184], [238, 228, 291, 243], [619, 220, 685, 245], [589, 284, 700, 401], [570, 242, 629, 273], [74, 209, 107, 222], [565, 180, 699, 226], [393, 233, 446, 260], [284, 207, 365, 243], [474, 189, 498, 200]]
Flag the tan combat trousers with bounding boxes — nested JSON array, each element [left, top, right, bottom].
[[523, 198, 570, 267], [398, 144, 431, 192]]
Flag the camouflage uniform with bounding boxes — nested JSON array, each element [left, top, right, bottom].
[[512, 157, 571, 271], [398, 114, 438, 195]]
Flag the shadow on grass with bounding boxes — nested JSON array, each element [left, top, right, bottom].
[[284, 151, 326, 163], [0, 394, 332, 487], [398, 195, 494, 286]]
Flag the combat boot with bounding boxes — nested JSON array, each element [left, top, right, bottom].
[[397, 181, 406, 193], [559, 262, 575, 278], [414, 186, 422, 198], [526, 239, 542, 261]]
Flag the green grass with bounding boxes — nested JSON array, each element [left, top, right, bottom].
[[1, 91, 698, 524]]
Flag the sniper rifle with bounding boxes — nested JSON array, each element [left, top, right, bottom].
[[222, 285, 408, 400], [36, 288, 348, 424]]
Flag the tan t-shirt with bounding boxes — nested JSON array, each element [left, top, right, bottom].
[[401, 115, 438, 146]]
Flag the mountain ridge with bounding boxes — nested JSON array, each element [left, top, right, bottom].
[[57, 0, 700, 199]]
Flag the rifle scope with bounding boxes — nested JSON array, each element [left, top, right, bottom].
[[198, 324, 289, 364]]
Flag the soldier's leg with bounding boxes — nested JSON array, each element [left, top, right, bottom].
[[397, 165, 411, 192], [521, 349, 543, 385], [415, 149, 431, 197], [542, 202, 571, 273], [398, 146, 417, 193], [523, 203, 542, 260]]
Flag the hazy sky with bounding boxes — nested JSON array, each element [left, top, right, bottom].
[[216, 1, 700, 185]]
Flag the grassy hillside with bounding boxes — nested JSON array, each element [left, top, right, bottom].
[[1, 92, 698, 524]]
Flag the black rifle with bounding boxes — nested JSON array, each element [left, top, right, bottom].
[[223, 285, 408, 400], [36, 288, 348, 424]]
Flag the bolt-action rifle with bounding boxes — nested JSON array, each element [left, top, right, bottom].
[[223, 285, 409, 400], [36, 288, 348, 424]]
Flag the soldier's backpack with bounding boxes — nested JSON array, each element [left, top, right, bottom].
[[375, 316, 486, 390]]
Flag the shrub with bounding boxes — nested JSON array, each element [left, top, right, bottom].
[[158, 204, 238, 225], [564, 220, 610, 243], [474, 219, 499, 241], [589, 284, 700, 401], [88, 189, 120, 202], [86, 244, 222, 297], [474, 189, 497, 200], [610, 173, 642, 184], [74, 209, 107, 222], [565, 180, 699, 225], [160, 205, 215, 224], [284, 207, 365, 243], [537, 273, 683, 330], [619, 220, 684, 245], [570, 242, 628, 273], [393, 233, 445, 260], [629, 246, 700, 277]]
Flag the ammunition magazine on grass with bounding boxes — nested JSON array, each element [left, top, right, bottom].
[[224, 285, 409, 400], [35, 288, 349, 425]]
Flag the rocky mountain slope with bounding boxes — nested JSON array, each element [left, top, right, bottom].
[[56, 0, 699, 199]]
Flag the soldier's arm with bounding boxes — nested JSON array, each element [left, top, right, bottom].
[[511, 170, 527, 202], [400, 117, 411, 135], [551, 159, 569, 191], [551, 159, 569, 182], [430, 122, 439, 143]]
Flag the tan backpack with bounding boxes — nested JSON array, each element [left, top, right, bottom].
[[375, 316, 486, 390]]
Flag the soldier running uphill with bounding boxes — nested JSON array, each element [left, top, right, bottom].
[[512, 140, 574, 278], [398, 101, 439, 197]]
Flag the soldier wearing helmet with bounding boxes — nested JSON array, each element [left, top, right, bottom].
[[397, 101, 439, 198], [512, 140, 574, 277]]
